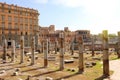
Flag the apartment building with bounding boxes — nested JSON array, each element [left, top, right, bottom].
[[0, 2, 39, 47]]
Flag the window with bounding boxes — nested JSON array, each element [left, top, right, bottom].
[[1, 4, 4, 12], [20, 25, 23, 30], [25, 32, 27, 35], [29, 19, 32, 23], [30, 25, 32, 30], [25, 12, 28, 16], [14, 17, 18, 23], [2, 31, 4, 34], [20, 11, 22, 15], [34, 20, 36, 25], [8, 16, 12, 22], [2, 4, 4, 7], [8, 5, 11, 9], [2, 23, 5, 28], [8, 23, 12, 29], [21, 32, 23, 35], [8, 10, 11, 13], [1, 15, 5, 21], [14, 24, 18, 29], [25, 26, 28, 30], [25, 18, 28, 24], [14, 11, 18, 14], [20, 17, 23, 23]]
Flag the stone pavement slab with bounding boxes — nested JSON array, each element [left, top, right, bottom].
[[109, 59, 120, 80]]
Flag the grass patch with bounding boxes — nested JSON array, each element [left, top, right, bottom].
[[84, 61, 103, 80]]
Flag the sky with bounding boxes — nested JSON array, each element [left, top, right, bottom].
[[0, 0, 120, 34]]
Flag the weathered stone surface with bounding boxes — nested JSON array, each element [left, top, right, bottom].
[[0, 70, 5, 74], [64, 59, 74, 63], [85, 62, 93, 68], [48, 56, 56, 61], [45, 77, 53, 80], [92, 57, 101, 61], [12, 72, 18, 76], [15, 68, 20, 72]]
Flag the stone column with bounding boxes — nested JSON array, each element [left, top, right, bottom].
[[77, 36, 84, 73], [36, 33, 39, 51], [102, 30, 109, 77], [42, 42, 44, 53], [59, 32, 64, 70], [11, 40, 15, 62], [117, 32, 120, 58], [44, 39, 48, 67], [71, 42, 74, 55], [3, 39, 7, 63], [92, 35, 95, 56], [48, 39, 50, 54], [31, 37, 35, 65], [55, 39, 57, 54], [20, 36, 24, 64]]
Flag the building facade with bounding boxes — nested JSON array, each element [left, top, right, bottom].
[[75, 30, 91, 42], [0, 2, 39, 47]]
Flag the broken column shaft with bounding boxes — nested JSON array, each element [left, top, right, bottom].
[[55, 39, 58, 54], [92, 36, 95, 56], [102, 30, 109, 77], [44, 39, 48, 67], [31, 37, 35, 65], [3, 39, 7, 62], [11, 40, 15, 62], [117, 32, 120, 58], [71, 42, 74, 55], [20, 36, 24, 64], [77, 36, 84, 73], [59, 32, 64, 70]]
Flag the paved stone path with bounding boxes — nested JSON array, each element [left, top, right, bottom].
[[109, 59, 120, 80]]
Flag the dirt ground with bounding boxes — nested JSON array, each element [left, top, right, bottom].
[[0, 50, 117, 80]]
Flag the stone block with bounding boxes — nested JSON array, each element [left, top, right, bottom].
[[12, 72, 18, 76], [45, 77, 53, 80], [64, 60, 74, 63]]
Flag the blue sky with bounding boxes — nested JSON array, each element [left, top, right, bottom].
[[0, 0, 120, 34]]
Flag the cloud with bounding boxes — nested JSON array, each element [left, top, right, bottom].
[[34, 0, 48, 4], [51, 0, 83, 8], [51, 0, 120, 34], [36, 0, 120, 34]]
